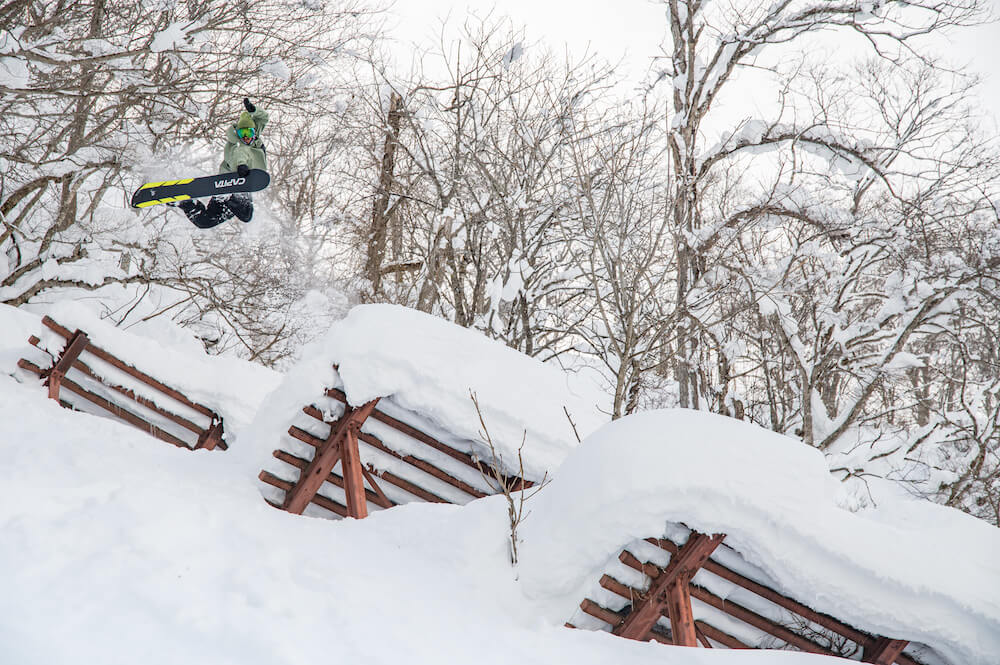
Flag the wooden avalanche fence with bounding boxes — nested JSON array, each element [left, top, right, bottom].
[[571, 528, 918, 664], [260, 379, 532, 519], [18, 316, 225, 451]]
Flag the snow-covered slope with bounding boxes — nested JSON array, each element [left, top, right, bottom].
[[2, 302, 996, 665], [0, 375, 844, 665]]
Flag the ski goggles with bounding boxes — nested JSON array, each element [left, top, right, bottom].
[[236, 126, 256, 140]]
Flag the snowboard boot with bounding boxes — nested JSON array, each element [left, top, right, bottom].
[[222, 192, 254, 223], [178, 197, 233, 229]]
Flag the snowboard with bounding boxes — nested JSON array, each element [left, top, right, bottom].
[[131, 169, 270, 209]]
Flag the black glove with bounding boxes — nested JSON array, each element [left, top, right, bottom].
[[243, 97, 256, 113], [237, 164, 249, 177]]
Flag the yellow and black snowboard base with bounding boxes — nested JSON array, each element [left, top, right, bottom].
[[131, 169, 270, 208]]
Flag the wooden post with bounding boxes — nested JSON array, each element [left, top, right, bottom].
[[195, 419, 225, 451], [340, 424, 368, 518], [615, 532, 723, 641], [45, 329, 89, 400], [863, 637, 909, 665], [665, 578, 698, 646], [282, 399, 379, 516]]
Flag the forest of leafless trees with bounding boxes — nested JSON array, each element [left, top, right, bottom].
[[2, 0, 997, 523]]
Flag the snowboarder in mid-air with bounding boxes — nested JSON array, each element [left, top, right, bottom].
[[168, 97, 268, 228]]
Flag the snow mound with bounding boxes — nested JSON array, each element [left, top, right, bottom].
[[246, 304, 606, 481], [519, 409, 1000, 665]]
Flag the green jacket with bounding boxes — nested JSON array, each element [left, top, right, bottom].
[[220, 108, 269, 173]]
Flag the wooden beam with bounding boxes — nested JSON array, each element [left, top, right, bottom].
[[665, 578, 697, 646], [689, 584, 838, 657], [287, 425, 451, 504], [695, 621, 751, 650], [341, 423, 368, 519], [599, 574, 643, 605], [619, 550, 663, 579], [41, 316, 216, 418], [619, 547, 845, 655], [294, 418, 487, 500], [72, 356, 208, 436], [29, 335, 223, 447], [863, 637, 909, 665], [324, 389, 533, 490], [615, 532, 723, 640], [365, 464, 449, 504], [579, 599, 625, 627], [595, 570, 752, 650], [360, 465, 394, 509], [195, 419, 225, 451], [20, 359, 189, 447], [647, 629, 675, 645], [273, 450, 391, 509], [258, 470, 349, 518], [46, 330, 89, 400], [646, 537, 882, 655], [282, 399, 378, 516], [695, 625, 713, 648], [358, 430, 487, 498]]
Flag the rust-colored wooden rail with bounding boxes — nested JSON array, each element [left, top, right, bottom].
[[297, 409, 488, 499], [326, 387, 533, 491], [288, 422, 471, 503], [581, 534, 916, 664], [41, 317, 216, 419], [263, 366, 539, 521], [273, 449, 395, 509], [259, 470, 349, 518], [21, 318, 225, 451], [19, 359, 189, 448], [615, 533, 723, 643], [644, 537, 893, 657], [282, 400, 379, 517]]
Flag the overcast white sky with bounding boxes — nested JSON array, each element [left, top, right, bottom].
[[387, 0, 1000, 124]]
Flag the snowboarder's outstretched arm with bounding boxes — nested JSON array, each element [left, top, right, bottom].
[[243, 97, 268, 134], [221, 98, 269, 174]]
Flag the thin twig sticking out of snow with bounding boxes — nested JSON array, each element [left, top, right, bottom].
[[470, 390, 549, 566]]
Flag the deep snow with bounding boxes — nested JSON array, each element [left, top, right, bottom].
[[0, 374, 843, 665], [2, 302, 997, 665]]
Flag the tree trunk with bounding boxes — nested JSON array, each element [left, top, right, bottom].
[[364, 92, 403, 299]]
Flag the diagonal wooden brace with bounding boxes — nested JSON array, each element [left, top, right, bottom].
[[195, 418, 225, 451], [615, 531, 724, 642], [45, 329, 90, 401], [282, 398, 379, 516], [863, 637, 909, 665]]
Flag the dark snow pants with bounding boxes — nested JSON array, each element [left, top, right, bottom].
[[178, 193, 253, 228]]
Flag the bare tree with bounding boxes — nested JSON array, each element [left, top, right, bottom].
[[1, 0, 379, 361], [565, 97, 675, 418], [649, 0, 990, 408], [346, 16, 616, 356]]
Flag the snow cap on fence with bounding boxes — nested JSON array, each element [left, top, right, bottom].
[[249, 304, 606, 481], [518, 408, 1000, 665]]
